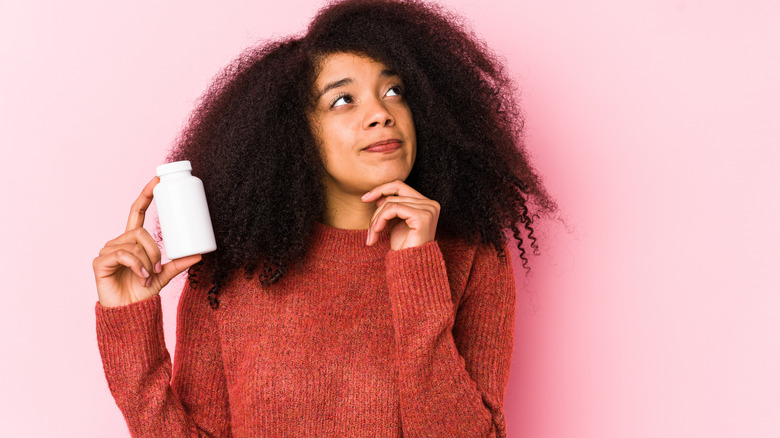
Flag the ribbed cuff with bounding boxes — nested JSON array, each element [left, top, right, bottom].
[[385, 241, 452, 321], [95, 295, 167, 367]]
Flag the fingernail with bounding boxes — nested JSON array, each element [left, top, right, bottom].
[[145, 277, 152, 288], [141, 267, 150, 278], [361, 192, 370, 200], [155, 261, 162, 273]]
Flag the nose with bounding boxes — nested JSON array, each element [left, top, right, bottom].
[[363, 97, 395, 128]]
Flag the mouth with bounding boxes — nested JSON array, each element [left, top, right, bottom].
[[362, 139, 402, 153]]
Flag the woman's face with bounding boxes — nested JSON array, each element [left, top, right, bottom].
[[308, 52, 416, 198]]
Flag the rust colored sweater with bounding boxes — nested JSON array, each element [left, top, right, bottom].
[[96, 223, 517, 437]]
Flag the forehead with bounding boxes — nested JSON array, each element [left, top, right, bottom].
[[314, 52, 394, 83]]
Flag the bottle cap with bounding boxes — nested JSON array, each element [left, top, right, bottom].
[[156, 160, 192, 177]]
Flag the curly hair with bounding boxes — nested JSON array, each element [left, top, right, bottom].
[[162, 0, 559, 309]]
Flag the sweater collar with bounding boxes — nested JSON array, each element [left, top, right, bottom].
[[306, 222, 391, 262]]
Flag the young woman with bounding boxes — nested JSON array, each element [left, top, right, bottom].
[[92, 0, 557, 436]]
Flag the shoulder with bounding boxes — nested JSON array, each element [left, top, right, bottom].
[[435, 231, 502, 287], [435, 232, 478, 271], [436, 231, 516, 297], [436, 231, 509, 272]]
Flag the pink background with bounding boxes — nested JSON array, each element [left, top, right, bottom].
[[1, 0, 778, 436]]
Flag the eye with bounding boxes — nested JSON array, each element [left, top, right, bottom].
[[386, 85, 403, 97], [330, 93, 353, 108]]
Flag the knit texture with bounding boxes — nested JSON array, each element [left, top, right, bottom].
[[96, 222, 517, 437]]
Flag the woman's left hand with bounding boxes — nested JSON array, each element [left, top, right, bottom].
[[362, 180, 440, 250]]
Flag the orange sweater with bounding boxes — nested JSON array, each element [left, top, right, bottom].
[[96, 222, 517, 437]]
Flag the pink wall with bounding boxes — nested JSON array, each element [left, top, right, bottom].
[[1, 0, 778, 436]]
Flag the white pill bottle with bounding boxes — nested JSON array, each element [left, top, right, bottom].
[[153, 160, 217, 259]]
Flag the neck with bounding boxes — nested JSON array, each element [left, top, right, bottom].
[[308, 222, 391, 262], [321, 184, 377, 230]]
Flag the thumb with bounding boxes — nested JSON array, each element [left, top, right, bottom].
[[157, 254, 202, 287]]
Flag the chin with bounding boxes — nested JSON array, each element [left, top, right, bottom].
[[372, 170, 411, 186]]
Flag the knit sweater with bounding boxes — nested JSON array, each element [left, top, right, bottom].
[[95, 222, 517, 437]]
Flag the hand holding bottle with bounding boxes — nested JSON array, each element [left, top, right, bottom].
[[92, 177, 202, 308]]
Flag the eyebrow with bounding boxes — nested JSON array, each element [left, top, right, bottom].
[[317, 69, 398, 100]]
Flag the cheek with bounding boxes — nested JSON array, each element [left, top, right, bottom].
[[319, 133, 358, 177], [401, 109, 416, 135]]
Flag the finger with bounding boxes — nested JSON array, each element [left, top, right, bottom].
[[105, 227, 163, 273], [99, 242, 155, 277], [367, 203, 418, 246], [153, 254, 202, 289], [367, 203, 436, 246], [361, 179, 427, 202], [369, 197, 431, 232], [372, 202, 435, 233], [369, 197, 437, 230], [366, 217, 403, 246], [375, 195, 435, 209], [93, 249, 149, 283], [125, 176, 160, 232]]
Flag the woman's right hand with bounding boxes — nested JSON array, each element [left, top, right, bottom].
[[92, 176, 203, 308]]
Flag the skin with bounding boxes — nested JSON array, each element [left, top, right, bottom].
[[92, 176, 202, 308], [93, 52, 440, 308], [308, 52, 440, 248]]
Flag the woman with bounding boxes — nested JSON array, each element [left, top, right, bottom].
[[93, 0, 558, 436]]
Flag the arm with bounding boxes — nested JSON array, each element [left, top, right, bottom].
[[95, 279, 231, 437], [386, 240, 516, 438]]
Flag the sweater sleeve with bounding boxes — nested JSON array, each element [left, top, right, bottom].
[[95, 279, 231, 437], [386, 240, 516, 438]]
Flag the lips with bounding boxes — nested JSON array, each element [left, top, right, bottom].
[[363, 138, 402, 152]]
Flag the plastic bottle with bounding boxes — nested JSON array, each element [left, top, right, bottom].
[[153, 160, 217, 259]]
